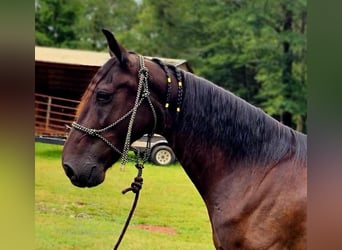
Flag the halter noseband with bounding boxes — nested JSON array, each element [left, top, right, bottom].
[[71, 55, 157, 168]]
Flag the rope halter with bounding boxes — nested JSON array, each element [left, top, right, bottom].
[[72, 55, 157, 169]]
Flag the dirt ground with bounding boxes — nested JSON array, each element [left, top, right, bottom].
[[134, 224, 177, 235]]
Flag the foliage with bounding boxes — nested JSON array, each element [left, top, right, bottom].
[[35, 0, 82, 48], [75, 0, 140, 50], [35, 0, 139, 50], [35, 0, 307, 131]]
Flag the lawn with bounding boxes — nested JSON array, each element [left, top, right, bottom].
[[35, 142, 213, 249]]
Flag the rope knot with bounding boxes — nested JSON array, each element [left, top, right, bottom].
[[141, 89, 150, 98], [130, 176, 143, 194], [88, 129, 98, 136], [121, 164, 144, 194]]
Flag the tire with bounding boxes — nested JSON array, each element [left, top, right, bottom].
[[150, 145, 176, 166]]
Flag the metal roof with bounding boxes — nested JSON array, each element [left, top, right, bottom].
[[35, 46, 192, 72]]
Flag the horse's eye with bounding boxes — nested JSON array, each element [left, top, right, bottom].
[[96, 91, 112, 104]]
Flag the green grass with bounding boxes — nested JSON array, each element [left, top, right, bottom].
[[35, 143, 213, 249]]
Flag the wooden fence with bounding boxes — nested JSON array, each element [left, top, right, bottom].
[[35, 93, 79, 136]]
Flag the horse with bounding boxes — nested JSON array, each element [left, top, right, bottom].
[[62, 29, 307, 249]]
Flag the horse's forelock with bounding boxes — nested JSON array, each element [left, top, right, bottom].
[[76, 83, 96, 117], [76, 58, 117, 118]]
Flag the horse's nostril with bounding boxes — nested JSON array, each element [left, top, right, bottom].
[[63, 163, 76, 180]]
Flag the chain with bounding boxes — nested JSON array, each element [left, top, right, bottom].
[[168, 65, 183, 113], [120, 56, 149, 169], [152, 58, 172, 109]]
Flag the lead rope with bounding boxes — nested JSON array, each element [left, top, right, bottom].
[[113, 56, 157, 250], [72, 55, 157, 249], [113, 163, 144, 250]]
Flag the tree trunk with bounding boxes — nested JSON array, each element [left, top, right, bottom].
[[296, 115, 304, 132], [281, 6, 293, 128]]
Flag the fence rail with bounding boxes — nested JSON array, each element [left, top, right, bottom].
[[35, 93, 79, 136]]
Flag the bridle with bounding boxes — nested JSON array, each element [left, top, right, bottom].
[[71, 55, 157, 249], [71, 55, 157, 168]]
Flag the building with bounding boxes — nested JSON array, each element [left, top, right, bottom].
[[35, 46, 192, 136]]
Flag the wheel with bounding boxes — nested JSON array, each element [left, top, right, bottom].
[[150, 145, 176, 166]]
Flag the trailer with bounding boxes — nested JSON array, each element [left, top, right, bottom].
[[131, 134, 177, 165]]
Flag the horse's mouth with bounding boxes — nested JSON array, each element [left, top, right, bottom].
[[83, 166, 104, 187], [63, 163, 105, 188]]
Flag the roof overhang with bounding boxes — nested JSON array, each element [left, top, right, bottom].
[[35, 46, 193, 72]]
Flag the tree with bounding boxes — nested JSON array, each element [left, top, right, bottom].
[[35, 0, 82, 48], [124, 0, 198, 58], [35, 0, 307, 131], [251, 0, 307, 131], [177, 0, 307, 131], [76, 0, 140, 51], [35, 0, 139, 50]]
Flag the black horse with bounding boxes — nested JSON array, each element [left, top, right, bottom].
[[62, 29, 307, 249]]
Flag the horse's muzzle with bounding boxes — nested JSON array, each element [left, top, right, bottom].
[[62, 163, 104, 187]]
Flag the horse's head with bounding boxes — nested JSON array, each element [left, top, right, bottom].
[[62, 29, 164, 187]]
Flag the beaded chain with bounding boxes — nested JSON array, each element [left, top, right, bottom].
[[168, 65, 183, 113], [152, 58, 183, 113], [152, 58, 172, 109]]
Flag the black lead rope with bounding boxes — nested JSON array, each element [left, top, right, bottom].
[[113, 163, 144, 250], [112, 55, 183, 249]]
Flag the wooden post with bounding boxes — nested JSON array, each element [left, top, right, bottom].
[[45, 96, 52, 131]]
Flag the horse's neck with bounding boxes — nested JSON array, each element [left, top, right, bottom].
[[161, 72, 301, 198]]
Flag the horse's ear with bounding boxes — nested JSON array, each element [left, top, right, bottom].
[[102, 28, 129, 67]]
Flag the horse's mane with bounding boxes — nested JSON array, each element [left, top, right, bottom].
[[75, 55, 306, 167], [178, 71, 307, 166]]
